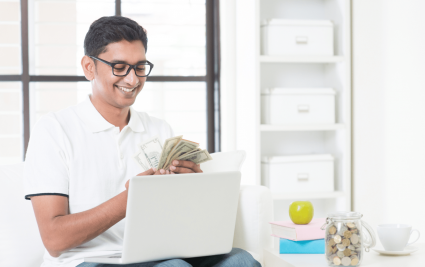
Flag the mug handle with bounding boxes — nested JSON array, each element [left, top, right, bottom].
[[406, 229, 420, 246], [361, 220, 377, 252]]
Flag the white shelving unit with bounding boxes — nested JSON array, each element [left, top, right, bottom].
[[260, 124, 346, 132], [234, 0, 351, 222], [259, 55, 345, 63]]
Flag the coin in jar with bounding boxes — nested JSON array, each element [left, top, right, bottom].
[[329, 239, 336, 246], [341, 257, 351, 266], [351, 257, 359, 265], [343, 248, 352, 256], [329, 226, 337, 235], [333, 256, 342, 266], [343, 230, 352, 239], [337, 244, 346, 251], [334, 235, 342, 243], [348, 245, 355, 250], [347, 223, 356, 229], [332, 246, 338, 253], [338, 226, 348, 235], [342, 238, 351, 247], [337, 251, 345, 258], [351, 234, 359, 244]]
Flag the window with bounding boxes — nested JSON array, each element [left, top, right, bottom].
[[0, 0, 220, 165], [0, 0, 21, 75], [122, 0, 206, 76], [0, 82, 22, 164], [29, 0, 115, 75]]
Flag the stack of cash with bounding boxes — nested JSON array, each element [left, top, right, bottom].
[[133, 135, 213, 171]]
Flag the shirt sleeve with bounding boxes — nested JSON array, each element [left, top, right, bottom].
[[23, 114, 70, 200]]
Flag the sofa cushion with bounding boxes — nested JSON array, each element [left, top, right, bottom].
[[0, 163, 44, 267], [233, 185, 274, 264]]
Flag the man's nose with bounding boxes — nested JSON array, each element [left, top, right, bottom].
[[123, 67, 138, 86]]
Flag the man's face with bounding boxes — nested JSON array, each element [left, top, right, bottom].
[[92, 40, 147, 109]]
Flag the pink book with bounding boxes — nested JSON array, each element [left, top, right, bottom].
[[269, 218, 326, 241]]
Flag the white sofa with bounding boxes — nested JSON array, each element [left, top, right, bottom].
[[0, 152, 273, 267]]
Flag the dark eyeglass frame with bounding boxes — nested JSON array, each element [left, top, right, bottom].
[[89, 56, 154, 77]]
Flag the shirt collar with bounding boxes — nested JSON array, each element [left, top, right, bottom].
[[128, 107, 145, 133], [76, 95, 145, 133]]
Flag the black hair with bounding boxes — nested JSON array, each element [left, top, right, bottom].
[[84, 16, 147, 58]]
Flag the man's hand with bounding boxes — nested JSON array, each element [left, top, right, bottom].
[[169, 160, 203, 174], [125, 168, 169, 190]]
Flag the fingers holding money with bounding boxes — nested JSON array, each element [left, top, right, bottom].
[[170, 160, 203, 174], [136, 168, 155, 176], [153, 168, 173, 175]]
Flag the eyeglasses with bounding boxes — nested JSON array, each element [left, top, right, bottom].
[[89, 56, 154, 77]]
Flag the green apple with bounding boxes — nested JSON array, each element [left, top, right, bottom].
[[289, 201, 314, 224]]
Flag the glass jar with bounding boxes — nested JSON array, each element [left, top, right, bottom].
[[321, 212, 376, 266]]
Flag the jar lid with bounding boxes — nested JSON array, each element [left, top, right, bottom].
[[327, 211, 362, 220]]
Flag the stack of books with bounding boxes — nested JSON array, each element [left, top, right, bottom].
[[270, 218, 326, 254]]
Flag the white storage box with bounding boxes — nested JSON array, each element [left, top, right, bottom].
[[261, 19, 334, 56], [261, 154, 334, 193], [261, 88, 336, 124]]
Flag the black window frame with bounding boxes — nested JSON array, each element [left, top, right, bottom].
[[0, 0, 220, 159]]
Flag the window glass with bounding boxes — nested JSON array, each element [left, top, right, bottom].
[[0, 0, 21, 74], [29, 0, 115, 75], [122, 0, 206, 76], [133, 82, 207, 149], [29, 82, 91, 128], [0, 82, 22, 164]]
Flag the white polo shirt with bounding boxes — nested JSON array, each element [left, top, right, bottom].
[[23, 96, 174, 267]]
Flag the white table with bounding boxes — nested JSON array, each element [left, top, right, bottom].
[[264, 243, 424, 267]]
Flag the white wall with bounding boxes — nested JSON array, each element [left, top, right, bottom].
[[353, 0, 425, 242], [220, 0, 260, 185]]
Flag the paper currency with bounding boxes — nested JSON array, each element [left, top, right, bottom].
[[177, 149, 213, 164], [132, 151, 150, 171], [163, 139, 199, 170], [132, 136, 162, 171], [139, 136, 163, 169], [133, 135, 212, 171], [157, 135, 183, 170]]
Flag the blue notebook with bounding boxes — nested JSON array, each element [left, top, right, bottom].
[[278, 238, 325, 254]]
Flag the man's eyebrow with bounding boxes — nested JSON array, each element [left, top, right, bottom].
[[111, 60, 147, 64]]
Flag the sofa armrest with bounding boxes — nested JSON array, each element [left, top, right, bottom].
[[233, 185, 274, 264]]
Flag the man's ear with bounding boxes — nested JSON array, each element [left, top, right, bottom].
[[81, 55, 95, 80]]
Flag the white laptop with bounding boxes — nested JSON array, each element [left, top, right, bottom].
[[84, 171, 241, 264]]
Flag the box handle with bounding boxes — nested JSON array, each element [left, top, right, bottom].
[[296, 36, 308, 44], [297, 173, 309, 181], [298, 105, 310, 113]]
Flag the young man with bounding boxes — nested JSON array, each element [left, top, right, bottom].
[[23, 16, 260, 267]]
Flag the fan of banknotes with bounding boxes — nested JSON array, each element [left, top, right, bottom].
[[133, 135, 213, 171]]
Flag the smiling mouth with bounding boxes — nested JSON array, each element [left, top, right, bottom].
[[115, 83, 140, 93]]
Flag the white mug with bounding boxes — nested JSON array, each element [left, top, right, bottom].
[[377, 224, 420, 251]]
